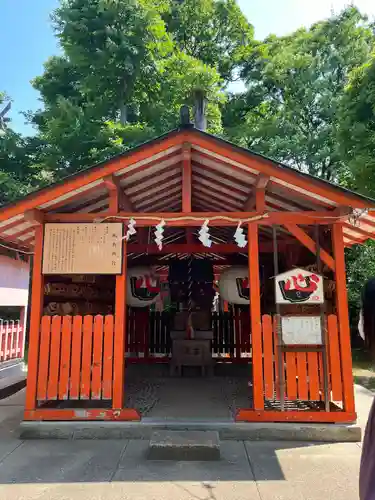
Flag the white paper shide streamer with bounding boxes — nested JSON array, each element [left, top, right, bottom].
[[198, 219, 212, 247], [154, 219, 166, 250], [234, 222, 247, 248], [123, 218, 137, 241]]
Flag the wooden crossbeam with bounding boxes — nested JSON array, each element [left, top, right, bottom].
[[103, 175, 133, 212], [244, 174, 270, 212], [24, 209, 44, 224], [44, 211, 345, 226], [284, 223, 335, 271]]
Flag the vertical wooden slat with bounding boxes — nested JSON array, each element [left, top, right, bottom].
[[318, 351, 324, 392], [69, 315, 83, 400], [273, 316, 280, 399], [9, 321, 15, 359], [234, 309, 241, 359], [307, 352, 320, 400], [80, 315, 93, 399], [212, 312, 218, 354], [296, 352, 309, 400], [47, 316, 62, 400], [4, 321, 9, 361], [36, 316, 51, 401], [102, 315, 114, 400], [328, 314, 343, 401], [285, 352, 298, 400], [113, 240, 127, 409], [223, 311, 229, 354], [248, 223, 264, 410], [20, 305, 27, 359], [25, 225, 44, 411], [332, 223, 355, 413], [58, 316, 72, 400], [15, 321, 20, 358], [91, 315, 104, 400], [218, 312, 224, 354], [262, 315, 274, 399], [0, 322, 4, 361], [229, 309, 235, 357]]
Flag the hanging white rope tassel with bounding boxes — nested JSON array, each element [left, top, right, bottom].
[[154, 219, 166, 250], [234, 222, 247, 248], [123, 218, 137, 241], [198, 219, 212, 247]]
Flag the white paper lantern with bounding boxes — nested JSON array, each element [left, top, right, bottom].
[[127, 266, 161, 307], [219, 266, 249, 305]]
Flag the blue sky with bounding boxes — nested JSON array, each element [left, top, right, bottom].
[[1, 0, 374, 134]]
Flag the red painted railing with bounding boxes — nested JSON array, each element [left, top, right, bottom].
[[0, 320, 25, 362], [126, 308, 251, 360]]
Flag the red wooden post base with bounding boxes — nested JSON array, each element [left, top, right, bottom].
[[24, 408, 141, 421]]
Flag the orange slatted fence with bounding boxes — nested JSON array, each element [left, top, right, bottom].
[[261, 314, 343, 404], [0, 320, 25, 362], [36, 315, 115, 402]]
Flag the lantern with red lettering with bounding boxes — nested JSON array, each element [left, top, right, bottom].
[[275, 268, 324, 305], [218, 267, 249, 305], [127, 267, 161, 307]]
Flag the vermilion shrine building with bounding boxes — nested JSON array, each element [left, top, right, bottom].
[[1, 121, 375, 427]]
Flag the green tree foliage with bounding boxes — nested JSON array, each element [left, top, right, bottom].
[[27, 0, 227, 180], [164, 0, 254, 82], [338, 52, 375, 194], [223, 7, 374, 180], [346, 241, 375, 315]]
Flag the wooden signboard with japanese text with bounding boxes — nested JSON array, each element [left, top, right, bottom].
[[42, 223, 123, 275]]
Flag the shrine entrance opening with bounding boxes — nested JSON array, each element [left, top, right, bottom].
[[124, 244, 254, 420]]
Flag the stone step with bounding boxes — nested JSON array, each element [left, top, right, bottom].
[[148, 430, 220, 461], [19, 420, 362, 442]]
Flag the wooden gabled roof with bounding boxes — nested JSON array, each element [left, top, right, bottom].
[[1, 126, 375, 250]]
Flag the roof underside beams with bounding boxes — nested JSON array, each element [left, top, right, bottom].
[[1, 135, 375, 251]]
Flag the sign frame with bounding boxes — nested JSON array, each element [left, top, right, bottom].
[[42, 223, 124, 275], [280, 316, 323, 345]]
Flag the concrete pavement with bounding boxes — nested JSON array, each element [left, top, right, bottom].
[[0, 386, 372, 499], [0, 361, 27, 400]]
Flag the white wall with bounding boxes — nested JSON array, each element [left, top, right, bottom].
[[0, 255, 30, 307]]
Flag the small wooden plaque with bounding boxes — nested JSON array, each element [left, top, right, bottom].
[[42, 223, 123, 275], [281, 316, 323, 345]]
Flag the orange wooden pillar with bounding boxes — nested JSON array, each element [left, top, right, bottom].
[[248, 223, 264, 410], [24, 225, 44, 412], [113, 239, 127, 409], [332, 223, 355, 413]]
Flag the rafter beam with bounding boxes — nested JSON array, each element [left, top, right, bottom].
[[284, 223, 335, 271], [182, 143, 191, 213], [103, 174, 133, 212], [244, 174, 270, 212]]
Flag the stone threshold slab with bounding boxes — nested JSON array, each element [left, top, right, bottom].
[[148, 430, 220, 460], [20, 419, 361, 442]]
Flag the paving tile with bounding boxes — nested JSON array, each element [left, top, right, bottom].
[[0, 440, 127, 484], [245, 441, 361, 500]]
